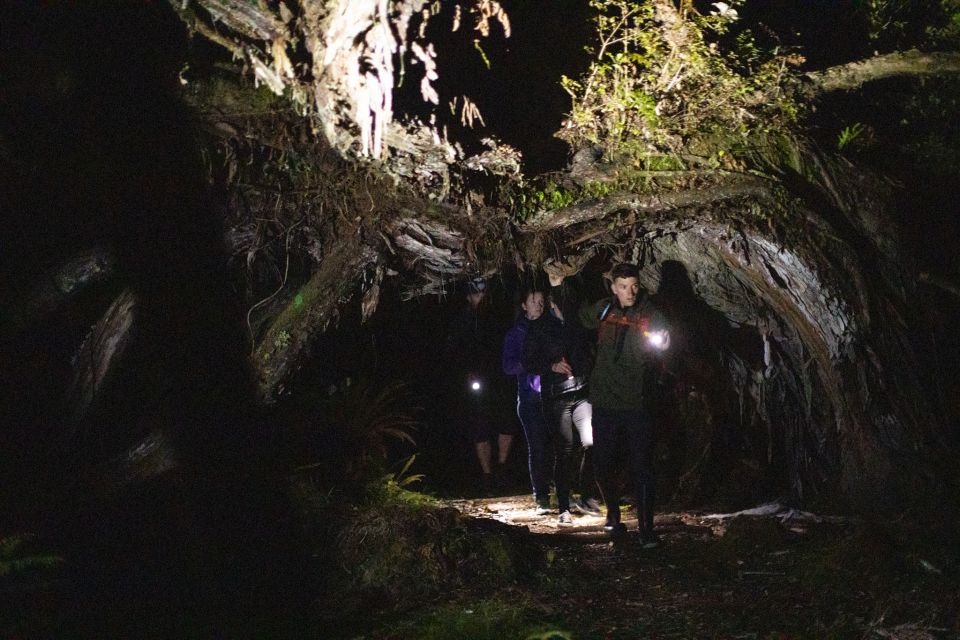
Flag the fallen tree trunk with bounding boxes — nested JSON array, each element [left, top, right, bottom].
[[156, 0, 957, 511]]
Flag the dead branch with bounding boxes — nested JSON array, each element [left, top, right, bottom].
[[169, 1, 248, 60], [193, 0, 286, 42], [805, 49, 960, 95], [66, 289, 138, 421]]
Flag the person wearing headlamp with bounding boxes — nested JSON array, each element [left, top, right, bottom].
[[446, 276, 516, 496], [551, 260, 670, 548]]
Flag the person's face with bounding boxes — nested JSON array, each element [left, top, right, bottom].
[[611, 276, 639, 308], [522, 292, 545, 320], [467, 291, 485, 309]]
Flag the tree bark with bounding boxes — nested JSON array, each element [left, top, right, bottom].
[[522, 177, 773, 232], [805, 49, 960, 95], [253, 240, 380, 402]]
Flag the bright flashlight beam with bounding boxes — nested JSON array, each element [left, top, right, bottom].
[[644, 331, 667, 349], [471, 381, 481, 391]]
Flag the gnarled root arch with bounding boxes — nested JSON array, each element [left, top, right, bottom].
[[260, 157, 939, 508]]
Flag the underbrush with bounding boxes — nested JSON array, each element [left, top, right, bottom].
[[290, 476, 543, 634], [364, 594, 572, 640]]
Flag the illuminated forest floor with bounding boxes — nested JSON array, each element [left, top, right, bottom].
[[3, 489, 959, 639], [346, 494, 960, 640]]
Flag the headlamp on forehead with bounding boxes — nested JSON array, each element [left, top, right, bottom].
[[467, 277, 487, 294]]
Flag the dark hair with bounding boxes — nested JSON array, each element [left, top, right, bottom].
[[514, 283, 544, 321], [518, 282, 546, 305], [610, 262, 640, 281]]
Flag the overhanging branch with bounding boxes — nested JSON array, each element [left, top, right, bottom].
[[521, 177, 773, 232], [805, 49, 960, 95]]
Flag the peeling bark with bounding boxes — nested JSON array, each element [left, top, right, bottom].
[[66, 289, 137, 421]]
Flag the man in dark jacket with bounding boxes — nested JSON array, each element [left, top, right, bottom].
[[446, 277, 515, 495], [556, 262, 670, 547]]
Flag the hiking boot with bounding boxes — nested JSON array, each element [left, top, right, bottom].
[[557, 511, 573, 526], [534, 497, 552, 515], [572, 497, 603, 517], [603, 502, 624, 534], [638, 530, 660, 549]]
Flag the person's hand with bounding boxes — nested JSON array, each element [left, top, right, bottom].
[[543, 253, 592, 287], [550, 300, 564, 321], [551, 357, 573, 377]]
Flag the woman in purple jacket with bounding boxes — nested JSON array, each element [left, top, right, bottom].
[[502, 285, 553, 513]]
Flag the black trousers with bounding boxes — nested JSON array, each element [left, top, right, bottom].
[[517, 390, 551, 502], [592, 406, 656, 532]]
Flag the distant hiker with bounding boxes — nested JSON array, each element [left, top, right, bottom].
[[522, 273, 602, 527], [502, 284, 552, 513], [446, 276, 515, 496], [552, 261, 670, 547]]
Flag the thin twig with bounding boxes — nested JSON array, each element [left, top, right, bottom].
[[246, 218, 303, 352]]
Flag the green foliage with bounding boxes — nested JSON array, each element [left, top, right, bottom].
[[864, 0, 914, 44], [0, 534, 62, 577], [508, 180, 578, 221], [392, 452, 425, 487], [375, 596, 569, 640], [559, 0, 802, 168], [580, 179, 615, 199], [291, 380, 421, 485], [473, 39, 491, 69], [363, 454, 436, 508], [928, 0, 960, 47], [861, 0, 960, 48], [837, 122, 868, 152]]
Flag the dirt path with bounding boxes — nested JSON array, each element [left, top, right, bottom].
[[447, 493, 723, 539], [435, 495, 959, 639]]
